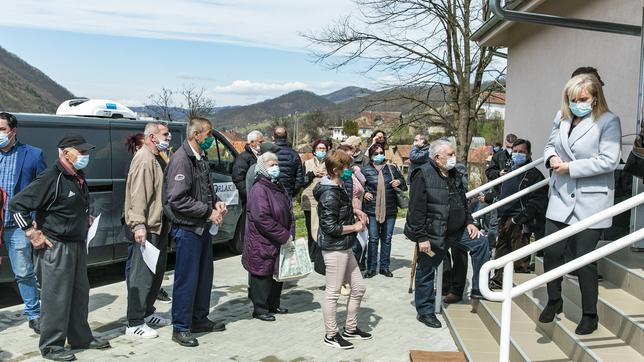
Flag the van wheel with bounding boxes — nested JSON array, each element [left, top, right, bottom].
[[227, 214, 245, 255]]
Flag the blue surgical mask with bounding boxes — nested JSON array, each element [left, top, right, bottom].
[[267, 165, 280, 180], [156, 139, 170, 151], [73, 154, 90, 170], [569, 101, 593, 118], [315, 151, 326, 159], [372, 154, 385, 164], [511, 153, 528, 167], [493, 146, 501, 153], [0, 132, 9, 148]]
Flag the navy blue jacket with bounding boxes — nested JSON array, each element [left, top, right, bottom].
[[13, 142, 47, 194], [274, 139, 304, 198]]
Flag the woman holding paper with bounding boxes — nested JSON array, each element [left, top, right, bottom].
[[314, 150, 371, 350], [242, 152, 294, 322]]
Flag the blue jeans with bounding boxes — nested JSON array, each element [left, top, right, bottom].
[[3, 227, 40, 320], [171, 227, 214, 332], [414, 228, 489, 315], [366, 216, 396, 272]]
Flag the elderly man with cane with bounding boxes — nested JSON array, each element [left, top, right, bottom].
[[404, 138, 489, 328]]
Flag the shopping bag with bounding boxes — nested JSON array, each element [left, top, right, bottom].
[[274, 238, 313, 282]]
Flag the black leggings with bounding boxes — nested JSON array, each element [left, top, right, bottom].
[[543, 219, 601, 315]]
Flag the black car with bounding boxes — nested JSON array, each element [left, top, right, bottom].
[[0, 113, 244, 283]]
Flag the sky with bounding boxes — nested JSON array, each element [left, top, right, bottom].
[[0, 0, 381, 107]]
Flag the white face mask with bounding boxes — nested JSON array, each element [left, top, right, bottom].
[[0, 132, 10, 148], [445, 156, 457, 170]]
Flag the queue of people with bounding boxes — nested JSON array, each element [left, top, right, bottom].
[[0, 66, 626, 358]]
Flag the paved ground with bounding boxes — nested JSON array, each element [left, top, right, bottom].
[[0, 220, 457, 361]]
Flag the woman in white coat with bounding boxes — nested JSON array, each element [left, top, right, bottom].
[[540, 74, 621, 335]]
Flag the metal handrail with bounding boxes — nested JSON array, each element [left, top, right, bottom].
[[466, 157, 544, 198], [471, 178, 549, 219], [478, 191, 644, 362]]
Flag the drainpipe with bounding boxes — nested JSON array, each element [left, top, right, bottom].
[[489, 0, 641, 37]]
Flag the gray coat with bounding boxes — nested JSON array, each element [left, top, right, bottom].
[[543, 111, 622, 229]]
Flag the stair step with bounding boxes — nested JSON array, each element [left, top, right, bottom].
[[474, 298, 570, 362], [443, 303, 500, 362], [597, 240, 644, 301], [534, 257, 644, 354], [514, 273, 644, 362]]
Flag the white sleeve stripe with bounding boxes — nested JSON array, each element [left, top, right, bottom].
[[13, 213, 28, 228]]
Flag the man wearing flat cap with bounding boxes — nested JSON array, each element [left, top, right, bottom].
[[10, 134, 110, 361]]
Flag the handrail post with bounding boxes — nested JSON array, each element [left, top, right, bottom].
[[499, 262, 514, 362]]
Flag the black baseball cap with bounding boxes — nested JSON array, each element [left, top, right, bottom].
[[57, 134, 96, 151]]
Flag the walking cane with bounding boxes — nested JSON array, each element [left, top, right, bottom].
[[408, 245, 418, 293]]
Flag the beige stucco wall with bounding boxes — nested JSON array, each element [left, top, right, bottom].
[[503, 0, 643, 162]]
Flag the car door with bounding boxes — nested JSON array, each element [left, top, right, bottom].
[[204, 131, 241, 244]]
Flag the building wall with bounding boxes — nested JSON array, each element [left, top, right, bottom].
[[504, 0, 643, 163]]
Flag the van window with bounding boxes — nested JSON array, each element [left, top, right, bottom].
[[207, 136, 235, 174]]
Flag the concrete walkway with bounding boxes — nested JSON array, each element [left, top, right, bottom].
[[0, 220, 457, 361]]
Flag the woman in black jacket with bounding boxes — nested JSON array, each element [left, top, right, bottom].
[[361, 144, 407, 278], [313, 151, 371, 350]]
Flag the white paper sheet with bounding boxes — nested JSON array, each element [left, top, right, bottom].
[[140, 241, 161, 273], [86, 213, 101, 253], [357, 229, 368, 250]]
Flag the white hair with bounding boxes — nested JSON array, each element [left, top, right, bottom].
[[144, 121, 167, 137], [186, 117, 211, 140], [247, 130, 263, 143], [255, 152, 278, 177], [429, 139, 453, 158]]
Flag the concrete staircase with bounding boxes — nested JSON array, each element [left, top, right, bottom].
[[443, 245, 644, 362]]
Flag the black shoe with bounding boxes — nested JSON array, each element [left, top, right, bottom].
[[539, 299, 563, 323], [417, 314, 442, 328], [29, 318, 41, 334], [359, 264, 366, 272], [379, 269, 393, 277], [269, 307, 288, 314], [157, 288, 172, 304], [252, 313, 276, 322], [42, 349, 76, 361], [575, 314, 599, 335], [191, 319, 226, 333], [364, 271, 377, 278], [443, 293, 462, 304], [71, 338, 111, 350], [342, 327, 372, 340], [470, 289, 484, 300], [324, 333, 354, 349], [489, 280, 503, 290], [172, 331, 199, 347]]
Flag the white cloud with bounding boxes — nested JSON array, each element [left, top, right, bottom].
[[212, 79, 340, 98], [213, 80, 308, 95], [1, 0, 358, 51]]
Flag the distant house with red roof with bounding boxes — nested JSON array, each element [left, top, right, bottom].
[[479, 92, 506, 120]]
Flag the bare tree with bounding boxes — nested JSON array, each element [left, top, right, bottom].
[[178, 85, 217, 120], [305, 0, 505, 163], [146, 87, 175, 121]]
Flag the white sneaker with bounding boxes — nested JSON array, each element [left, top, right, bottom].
[[144, 313, 171, 327], [126, 323, 158, 339]]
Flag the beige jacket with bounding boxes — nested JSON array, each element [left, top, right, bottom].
[[124, 144, 165, 235]]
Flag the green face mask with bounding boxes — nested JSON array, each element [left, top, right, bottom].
[[199, 136, 214, 150], [340, 168, 353, 181]]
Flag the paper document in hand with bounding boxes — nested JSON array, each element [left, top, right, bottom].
[[140, 242, 161, 273], [86, 213, 101, 253], [357, 229, 368, 250]]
